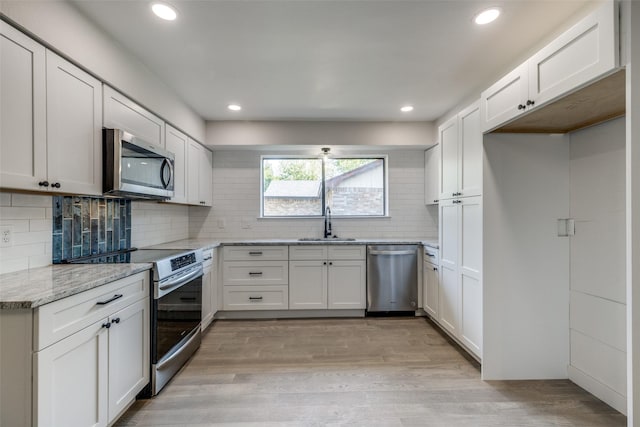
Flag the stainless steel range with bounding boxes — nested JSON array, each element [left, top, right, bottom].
[[129, 248, 204, 395], [66, 247, 204, 395]]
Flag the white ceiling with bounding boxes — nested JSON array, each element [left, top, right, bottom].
[[71, 0, 595, 122]]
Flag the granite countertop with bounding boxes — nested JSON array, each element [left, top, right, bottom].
[[148, 238, 439, 250], [0, 263, 152, 309]]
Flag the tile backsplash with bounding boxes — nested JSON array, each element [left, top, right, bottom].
[[52, 196, 131, 263]]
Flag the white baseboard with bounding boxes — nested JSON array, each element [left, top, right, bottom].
[[568, 365, 627, 415]]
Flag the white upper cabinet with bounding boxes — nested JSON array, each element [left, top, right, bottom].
[[103, 85, 165, 147], [439, 116, 458, 200], [165, 125, 188, 204], [0, 22, 47, 192], [424, 144, 440, 205], [187, 139, 213, 206], [480, 0, 618, 132], [439, 100, 481, 201], [46, 51, 102, 195]]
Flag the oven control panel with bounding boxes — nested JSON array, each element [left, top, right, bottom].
[[170, 253, 196, 271]]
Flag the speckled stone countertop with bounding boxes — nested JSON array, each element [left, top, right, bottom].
[[0, 263, 152, 309], [147, 238, 439, 250]]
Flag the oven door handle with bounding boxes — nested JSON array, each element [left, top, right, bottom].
[[159, 266, 203, 292], [156, 326, 200, 371]]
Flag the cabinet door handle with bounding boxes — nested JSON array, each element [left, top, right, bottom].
[[433, 199, 439, 203], [526, 99, 535, 106], [249, 296, 263, 301], [180, 297, 197, 301], [329, 262, 333, 266], [518, 104, 526, 110], [38, 180, 49, 187], [433, 267, 438, 271], [51, 182, 61, 189], [112, 317, 120, 324], [323, 261, 327, 265], [102, 322, 111, 329], [96, 294, 123, 305], [249, 272, 263, 276], [248, 251, 263, 256]]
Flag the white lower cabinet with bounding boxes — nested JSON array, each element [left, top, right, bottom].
[[201, 248, 218, 329], [422, 248, 439, 319], [34, 319, 108, 427], [289, 246, 366, 310], [1, 272, 150, 427], [437, 197, 482, 359]]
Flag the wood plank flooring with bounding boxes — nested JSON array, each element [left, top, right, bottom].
[[116, 317, 626, 426]]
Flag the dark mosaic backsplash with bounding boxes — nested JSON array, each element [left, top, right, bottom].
[[52, 196, 131, 263]]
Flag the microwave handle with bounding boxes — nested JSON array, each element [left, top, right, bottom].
[[160, 158, 173, 189]]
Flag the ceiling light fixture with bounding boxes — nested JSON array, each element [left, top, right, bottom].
[[227, 104, 242, 111], [151, 2, 177, 21], [400, 105, 414, 113], [474, 8, 501, 25]]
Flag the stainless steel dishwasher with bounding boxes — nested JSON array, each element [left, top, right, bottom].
[[367, 245, 419, 312]]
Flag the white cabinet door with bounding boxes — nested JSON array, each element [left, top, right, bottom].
[[199, 147, 213, 206], [0, 22, 47, 191], [438, 200, 459, 335], [289, 260, 328, 309], [211, 249, 219, 316], [201, 265, 214, 329], [35, 320, 108, 427], [327, 260, 366, 309], [480, 61, 529, 133], [458, 102, 482, 198], [165, 124, 188, 204], [187, 139, 202, 205], [458, 196, 482, 357], [103, 85, 164, 147], [423, 260, 439, 318], [528, 0, 617, 108], [424, 144, 440, 205], [438, 116, 458, 200], [107, 298, 150, 423], [46, 51, 102, 195]]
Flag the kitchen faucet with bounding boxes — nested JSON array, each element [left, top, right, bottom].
[[324, 206, 332, 238]]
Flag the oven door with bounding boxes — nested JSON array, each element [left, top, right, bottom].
[[152, 273, 202, 365]]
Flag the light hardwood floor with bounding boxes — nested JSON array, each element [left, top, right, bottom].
[[116, 317, 626, 426]]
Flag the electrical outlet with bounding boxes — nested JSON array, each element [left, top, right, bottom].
[[0, 226, 12, 248]]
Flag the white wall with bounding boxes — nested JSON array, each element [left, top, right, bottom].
[[0, 192, 52, 274], [189, 149, 438, 240], [568, 117, 626, 413], [624, 1, 640, 424], [0, 1, 205, 142], [206, 121, 435, 149], [482, 133, 570, 380]]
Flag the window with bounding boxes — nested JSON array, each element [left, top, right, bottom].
[[261, 155, 387, 217]]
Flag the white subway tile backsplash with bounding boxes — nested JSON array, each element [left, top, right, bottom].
[[130, 202, 189, 248], [189, 150, 437, 240]]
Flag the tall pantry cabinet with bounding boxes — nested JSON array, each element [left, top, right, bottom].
[[436, 100, 483, 359]]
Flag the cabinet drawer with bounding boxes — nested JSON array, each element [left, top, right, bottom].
[[34, 272, 149, 351], [289, 245, 328, 260], [424, 247, 439, 265], [202, 248, 215, 268], [223, 246, 288, 261], [327, 245, 365, 260], [222, 261, 288, 286], [223, 285, 288, 310]]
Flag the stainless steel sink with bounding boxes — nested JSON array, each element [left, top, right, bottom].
[[297, 237, 356, 242]]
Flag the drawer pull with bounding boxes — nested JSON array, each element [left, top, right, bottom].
[[248, 251, 263, 256], [96, 294, 123, 306], [180, 297, 197, 301], [249, 296, 263, 301], [426, 253, 435, 257], [249, 272, 263, 276]]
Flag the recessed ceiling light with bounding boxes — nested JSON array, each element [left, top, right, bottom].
[[400, 105, 414, 113], [227, 104, 242, 111], [151, 3, 177, 21], [474, 8, 501, 25]]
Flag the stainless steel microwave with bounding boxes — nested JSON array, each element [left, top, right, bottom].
[[103, 128, 175, 200]]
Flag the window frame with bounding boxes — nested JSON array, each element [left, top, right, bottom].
[[260, 154, 389, 218]]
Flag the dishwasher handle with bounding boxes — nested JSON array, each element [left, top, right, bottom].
[[369, 249, 416, 256]]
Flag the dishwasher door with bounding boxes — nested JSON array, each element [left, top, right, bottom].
[[367, 245, 418, 312]]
